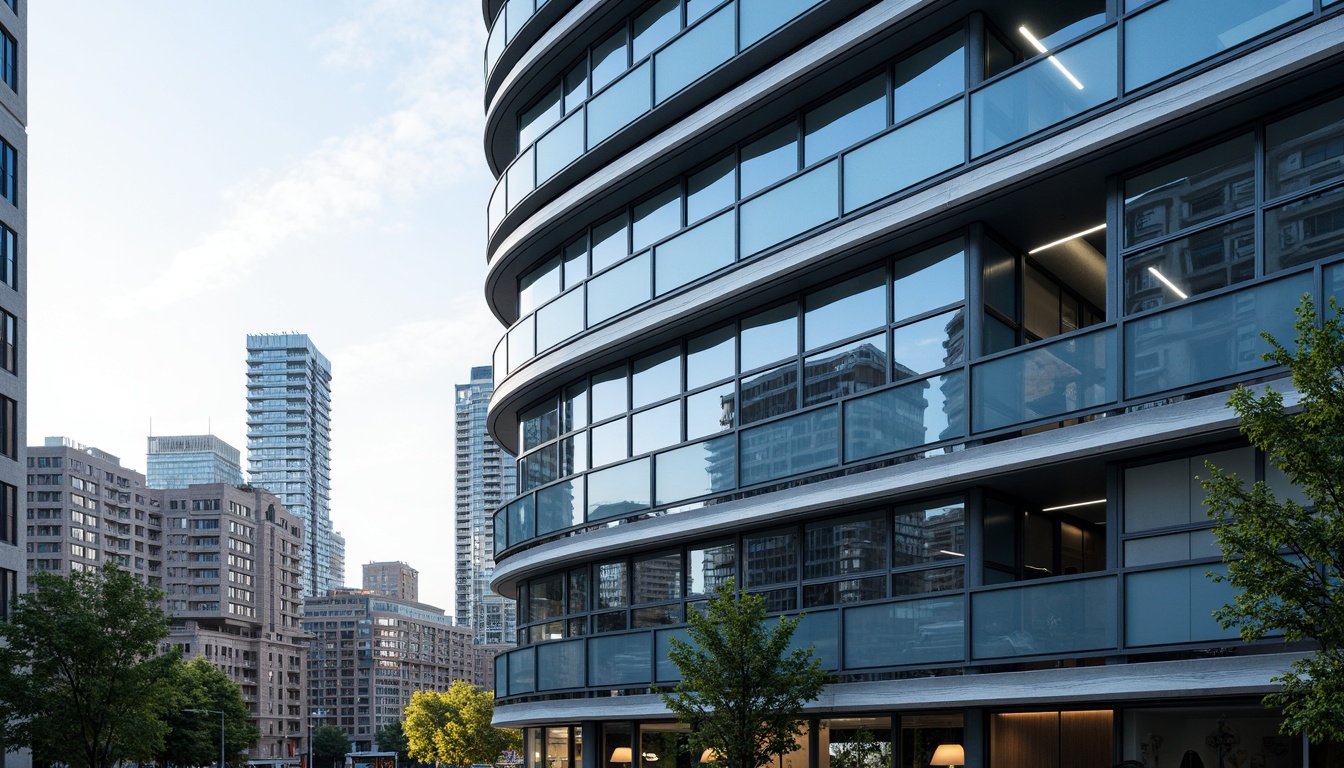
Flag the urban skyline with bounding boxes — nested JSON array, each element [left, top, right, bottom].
[[27, 2, 495, 612]]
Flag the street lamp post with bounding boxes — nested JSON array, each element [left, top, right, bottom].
[[183, 708, 227, 768], [307, 709, 328, 768]]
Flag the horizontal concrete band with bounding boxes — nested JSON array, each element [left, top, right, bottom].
[[493, 652, 1304, 727]]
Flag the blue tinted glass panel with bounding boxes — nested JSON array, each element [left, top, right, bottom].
[[519, 85, 562, 148], [687, 155, 736, 224], [740, 124, 799, 198], [971, 576, 1117, 659], [804, 268, 885, 351], [971, 28, 1117, 157], [791, 610, 839, 669], [536, 288, 585, 352], [486, 21, 505, 75], [1265, 185, 1344, 273], [633, 186, 682, 253], [1123, 135, 1254, 248], [687, 383, 735, 439], [508, 314, 535, 368], [655, 435, 736, 505], [1267, 96, 1344, 200], [740, 160, 839, 256], [655, 3, 734, 102], [508, 645, 535, 694], [588, 633, 652, 686], [504, 0, 532, 42], [592, 28, 629, 92], [493, 337, 507, 381], [494, 653, 507, 693], [587, 458, 651, 520], [633, 402, 682, 455], [564, 61, 589, 113], [687, 324, 736, 388], [537, 640, 586, 690], [739, 363, 798, 424], [892, 309, 965, 378], [893, 33, 965, 123], [739, 0, 815, 48], [588, 252, 651, 324], [739, 406, 839, 485], [493, 509, 507, 556], [1328, 262, 1344, 304], [489, 180, 507, 234], [893, 240, 965, 322], [506, 496, 535, 547], [564, 236, 588, 289], [740, 303, 798, 372], [972, 328, 1117, 433], [843, 100, 964, 213], [591, 417, 628, 467], [655, 211, 735, 295], [591, 215, 628, 273], [844, 595, 965, 667], [519, 255, 561, 315], [845, 372, 965, 462], [590, 366, 628, 422], [633, 0, 680, 60], [633, 346, 681, 407], [506, 147, 536, 209], [803, 335, 886, 407], [1124, 273, 1311, 398], [804, 76, 886, 165], [537, 480, 584, 535], [655, 627, 691, 682], [589, 62, 653, 147], [1124, 563, 1240, 647], [1124, 0, 1310, 90], [536, 110, 585, 181]]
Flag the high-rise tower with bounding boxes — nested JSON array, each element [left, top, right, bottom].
[[246, 333, 343, 597], [454, 365, 516, 645], [482, 0, 1344, 765]]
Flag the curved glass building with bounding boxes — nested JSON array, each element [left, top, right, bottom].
[[480, 1, 1344, 765]]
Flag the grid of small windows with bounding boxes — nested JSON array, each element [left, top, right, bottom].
[[515, 499, 964, 644]]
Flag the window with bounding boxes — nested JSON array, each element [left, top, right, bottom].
[[0, 140, 13, 205], [0, 481, 14, 544], [0, 28, 13, 92], [0, 567, 15, 620], [0, 395, 14, 458]]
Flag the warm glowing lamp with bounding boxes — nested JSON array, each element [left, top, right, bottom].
[[930, 744, 964, 768], [699, 749, 720, 764], [611, 748, 633, 766]]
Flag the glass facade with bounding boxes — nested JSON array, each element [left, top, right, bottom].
[[481, 1, 1344, 766]]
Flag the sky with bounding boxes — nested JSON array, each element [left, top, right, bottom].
[[27, 1, 498, 613]]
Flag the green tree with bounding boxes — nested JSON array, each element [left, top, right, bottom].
[[403, 682, 520, 767], [661, 579, 830, 768], [312, 724, 351, 768], [376, 720, 411, 766], [1203, 295, 1344, 743], [0, 566, 181, 768], [158, 656, 259, 767]]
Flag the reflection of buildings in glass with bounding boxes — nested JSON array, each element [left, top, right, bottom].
[[1268, 189, 1344, 268], [803, 342, 888, 405], [633, 554, 682, 604], [1127, 286, 1266, 396]]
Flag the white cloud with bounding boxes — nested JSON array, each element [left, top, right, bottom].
[[109, 0, 487, 318]]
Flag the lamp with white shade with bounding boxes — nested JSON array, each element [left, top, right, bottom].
[[930, 744, 964, 768]]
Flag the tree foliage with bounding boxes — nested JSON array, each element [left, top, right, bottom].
[[1203, 295, 1344, 743], [403, 682, 520, 767], [661, 579, 830, 768], [376, 720, 411, 766], [312, 724, 351, 768], [0, 566, 181, 768], [158, 656, 259, 768]]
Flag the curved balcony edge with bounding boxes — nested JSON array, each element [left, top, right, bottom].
[[483, 0, 917, 318], [487, 380, 1271, 597], [482, 17, 1338, 454]]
